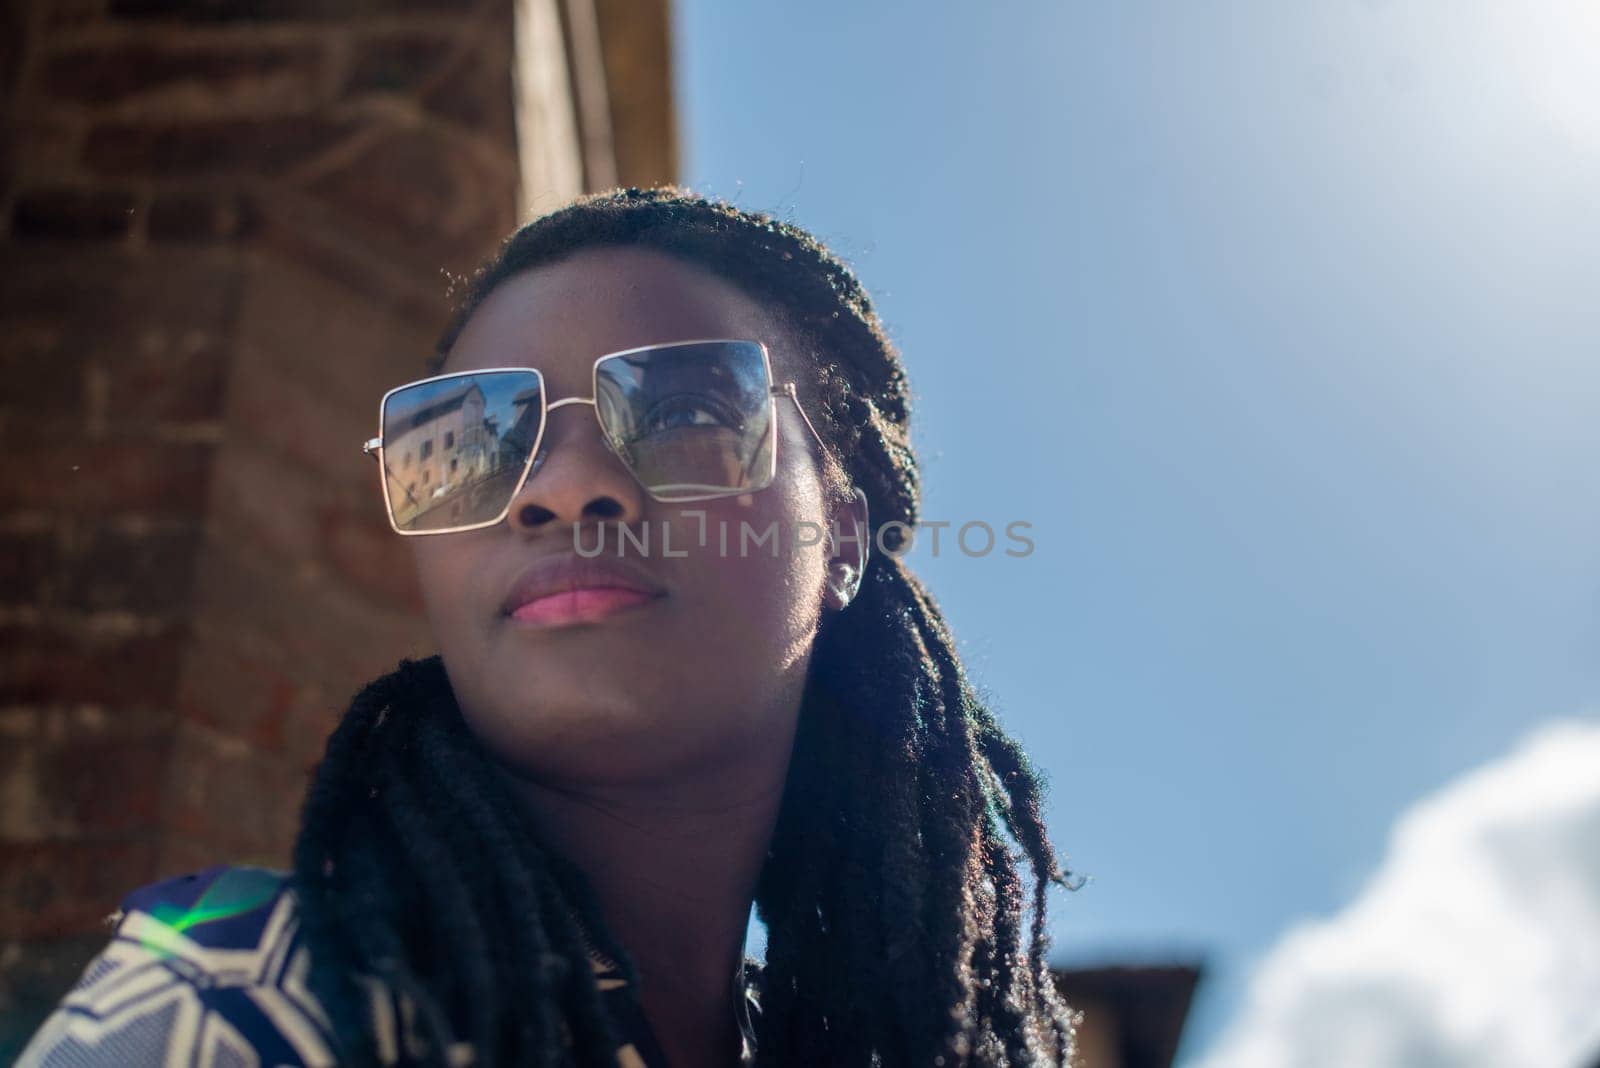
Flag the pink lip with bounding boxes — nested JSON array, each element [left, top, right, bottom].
[[510, 587, 659, 627], [500, 552, 667, 630]]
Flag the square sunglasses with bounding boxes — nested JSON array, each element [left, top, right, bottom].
[[362, 338, 831, 536]]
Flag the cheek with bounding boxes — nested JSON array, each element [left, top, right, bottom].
[[407, 540, 484, 658], [673, 493, 829, 661]]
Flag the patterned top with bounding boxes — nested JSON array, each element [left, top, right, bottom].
[[15, 863, 761, 1068]]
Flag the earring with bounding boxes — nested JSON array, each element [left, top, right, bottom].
[[828, 486, 870, 610], [834, 564, 862, 607]]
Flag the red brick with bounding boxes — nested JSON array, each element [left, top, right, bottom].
[[229, 259, 435, 435], [345, 32, 455, 95], [191, 537, 429, 698], [108, 0, 480, 21], [0, 247, 240, 336], [189, 543, 349, 684], [0, 742, 43, 840], [0, 322, 229, 436], [228, 289, 432, 470], [37, 735, 172, 836], [210, 446, 325, 581], [10, 188, 137, 241], [1, 118, 85, 189], [318, 497, 422, 611], [0, 2, 26, 98], [0, 437, 214, 515], [58, 523, 201, 614], [175, 628, 297, 751], [147, 187, 262, 241], [36, 702, 178, 743], [0, 838, 161, 939], [281, 682, 340, 770], [163, 723, 300, 857], [227, 356, 358, 473], [594, 0, 678, 187], [83, 117, 360, 177], [250, 195, 456, 331], [0, 529, 59, 606], [0, 623, 186, 706], [103, 330, 230, 423], [421, 26, 513, 137], [47, 0, 108, 25], [39, 40, 324, 110], [152, 836, 228, 879], [302, 125, 513, 274], [0, 0, 550, 962], [174, 635, 359, 777], [0, 327, 83, 420]]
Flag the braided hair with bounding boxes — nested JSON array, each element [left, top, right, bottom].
[[291, 187, 1080, 1067]]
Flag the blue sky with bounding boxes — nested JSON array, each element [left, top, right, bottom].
[[672, 3, 1600, 1062]]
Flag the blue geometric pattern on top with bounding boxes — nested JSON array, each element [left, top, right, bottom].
[[15, 863, 761, 1067]]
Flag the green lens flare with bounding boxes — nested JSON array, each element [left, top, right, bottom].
[[137, 868, 284, 958]]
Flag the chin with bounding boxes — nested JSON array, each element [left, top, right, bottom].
[[468, 695, 663, 772]]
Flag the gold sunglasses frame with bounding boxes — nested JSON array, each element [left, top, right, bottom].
[[361, 338, 831, 537]]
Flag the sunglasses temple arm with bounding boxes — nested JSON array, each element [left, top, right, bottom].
[[779, 384, 831, 461]]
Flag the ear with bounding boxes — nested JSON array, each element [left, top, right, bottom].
[[822, 487, 871, 612]]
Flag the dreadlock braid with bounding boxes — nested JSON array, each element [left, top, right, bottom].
[[294, 657, 631, 1067], [291, 186, 1079, 1066]]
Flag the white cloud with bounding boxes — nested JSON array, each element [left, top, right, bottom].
[[1193, 719, 1600, 1068]]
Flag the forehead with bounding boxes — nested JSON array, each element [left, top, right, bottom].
[[442, 246, 786, 388]]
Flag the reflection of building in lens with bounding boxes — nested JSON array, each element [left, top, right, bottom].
[[508, 384, 543, 468], [386, 380, 496, 527]]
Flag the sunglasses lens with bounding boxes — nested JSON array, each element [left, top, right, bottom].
[[379, 370, 543, 532], [595, 340, 775, 501]]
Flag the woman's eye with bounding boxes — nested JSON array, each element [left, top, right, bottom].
[[641, 394, 740, 434]]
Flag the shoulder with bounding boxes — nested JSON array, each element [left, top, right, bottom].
[[14, 863, 341, 1068], [117, 862, 299, 954]]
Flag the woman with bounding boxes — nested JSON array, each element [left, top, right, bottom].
[[18, 188, 1078, 1067]]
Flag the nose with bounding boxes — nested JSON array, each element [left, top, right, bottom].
[[506, 401, 646, 533]]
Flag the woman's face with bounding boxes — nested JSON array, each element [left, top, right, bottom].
[[410, 246, 848, 787]]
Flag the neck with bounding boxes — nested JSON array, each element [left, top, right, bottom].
[[502, 727, 794, 1066]]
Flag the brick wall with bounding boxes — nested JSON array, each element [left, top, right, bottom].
[[0, 0, 675, 1052]]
